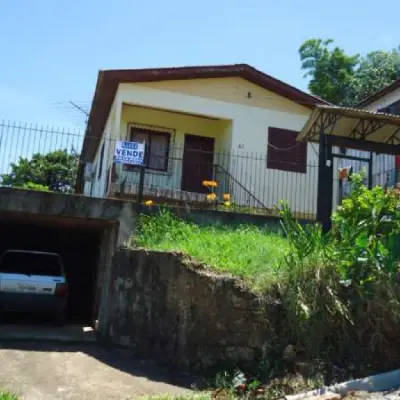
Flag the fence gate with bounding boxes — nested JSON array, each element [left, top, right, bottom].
[[332, 150, 372, 211]]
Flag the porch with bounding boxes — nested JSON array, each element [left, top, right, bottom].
[[109, 103, 231, 199], [104, 103, 318, 219]]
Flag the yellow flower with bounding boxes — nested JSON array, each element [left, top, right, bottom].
[[144, 200, 154, 206], [223, 193, 231, 201], [202, 180, 218, 188], [224, 201, 231, 207], [206, 193, 217, 201]]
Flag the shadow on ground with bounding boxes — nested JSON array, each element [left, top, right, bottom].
[[0, 341, 196, 390], [0, 314, 197, 397]]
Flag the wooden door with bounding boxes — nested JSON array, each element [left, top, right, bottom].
[[182, 135, 215, 193]]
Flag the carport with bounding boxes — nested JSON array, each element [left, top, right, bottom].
[[0, 188, 136, 330], [0, 211, 109, 324], [298, 105, 400, 231]]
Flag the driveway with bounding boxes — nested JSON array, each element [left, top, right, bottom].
[[0, 342, 194, 399]]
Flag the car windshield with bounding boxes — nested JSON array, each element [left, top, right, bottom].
[[0, 251, 63, 276]]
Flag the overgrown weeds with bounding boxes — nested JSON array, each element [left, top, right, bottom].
[[131, 175, 400, 381], [0, 390, 18, 400], [278, 174, 400, 374], [131, 210, 289, 292]]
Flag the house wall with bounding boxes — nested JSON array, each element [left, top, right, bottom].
[[137, 77, 311, 116], [88, 79, 318, 216], [88, 98, 118, 198]]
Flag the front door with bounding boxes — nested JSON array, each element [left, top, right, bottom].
[[182, 135, 215, 193]]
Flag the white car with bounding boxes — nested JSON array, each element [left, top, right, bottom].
[[0, 250, 68, 325]]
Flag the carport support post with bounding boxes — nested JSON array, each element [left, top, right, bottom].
[[317, 131, 333, 233], [368, 152, 373, 189]]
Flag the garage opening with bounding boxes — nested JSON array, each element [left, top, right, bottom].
[[0, 211, 114, 325]]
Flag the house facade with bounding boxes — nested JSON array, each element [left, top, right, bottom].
[[78, 64, 327, 218]]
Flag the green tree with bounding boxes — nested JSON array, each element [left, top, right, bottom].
[[2, 149, 79, 193], [299, 39, 400, 106], [353, 49, 400, 104], [299, 39, 359, 106]]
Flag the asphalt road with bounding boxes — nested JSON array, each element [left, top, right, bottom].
[[0, 342, 194, 399]]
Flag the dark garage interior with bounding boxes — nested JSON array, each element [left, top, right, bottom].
[[0, 211, 112, 325]]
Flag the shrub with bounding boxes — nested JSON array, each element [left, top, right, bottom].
[[279, 175, 400, 373], [332, 173, 400, 285]]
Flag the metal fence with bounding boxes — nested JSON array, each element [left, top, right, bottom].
[[0, 121, 84, 192], [1, 120, 398, 221], [110, 145, 320, 220]]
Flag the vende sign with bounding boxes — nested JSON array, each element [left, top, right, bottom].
[[114, 141, 145, 165]]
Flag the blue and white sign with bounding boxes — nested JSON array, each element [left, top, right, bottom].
[[114, 141, 145, 165]]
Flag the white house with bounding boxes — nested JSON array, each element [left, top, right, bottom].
[[77, 64, 328, 219]]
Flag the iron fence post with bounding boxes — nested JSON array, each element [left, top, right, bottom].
[[138, 166, 146, 203]]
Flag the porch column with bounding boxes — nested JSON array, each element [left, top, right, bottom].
[[316, 131, 333, 232]]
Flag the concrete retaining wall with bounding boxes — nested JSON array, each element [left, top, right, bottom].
[[105, 249, 279, 370]]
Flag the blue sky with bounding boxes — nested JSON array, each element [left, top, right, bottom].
[[0, 0, 399, 131]]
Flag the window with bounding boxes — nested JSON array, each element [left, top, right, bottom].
[[126, 126, 171, 171], [98, 142, 105, 179], [0, 251, 63, 276], [267, 127, 307, 173]]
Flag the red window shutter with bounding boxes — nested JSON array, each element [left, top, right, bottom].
[[396, 156, 400, 169], [267, 127, 307, 173]]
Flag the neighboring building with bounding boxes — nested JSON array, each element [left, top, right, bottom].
[[334, 79, 400, 206], [78, 64, 328, 217], [359, 79, 400, 186], [358, 79, 400, 114]]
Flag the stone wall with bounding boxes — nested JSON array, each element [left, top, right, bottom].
[[105, 249, 280, 370]]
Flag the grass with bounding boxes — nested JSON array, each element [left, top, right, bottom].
[[0, 391, 18, 400], [131, 210, 289, 291]]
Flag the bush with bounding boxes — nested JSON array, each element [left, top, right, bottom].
[[332, 173, 400, 285], [278, 175, 400, 374]]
